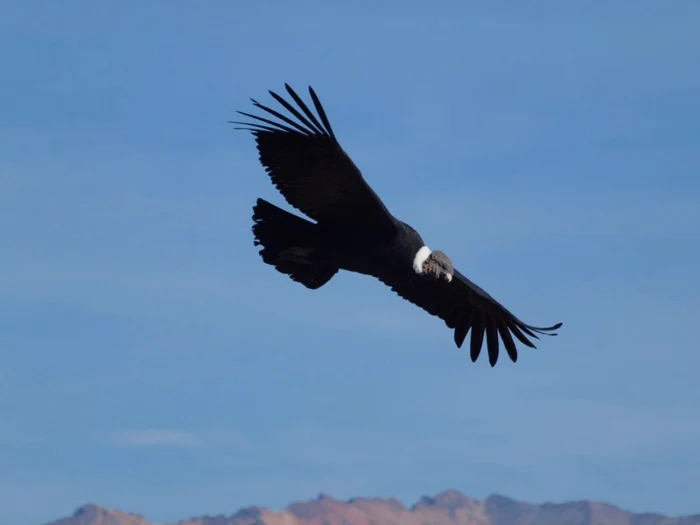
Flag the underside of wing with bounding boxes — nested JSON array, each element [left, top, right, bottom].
[[376, 268, 562, 367], [232, 84, 397, 235]]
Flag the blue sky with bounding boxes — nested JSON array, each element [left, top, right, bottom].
[[1, 2, 699, 524]]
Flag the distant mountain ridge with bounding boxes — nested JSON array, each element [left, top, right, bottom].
[[45, 489, 700, 525]]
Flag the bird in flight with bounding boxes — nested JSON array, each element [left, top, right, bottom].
[[232, 84, 562, 366]]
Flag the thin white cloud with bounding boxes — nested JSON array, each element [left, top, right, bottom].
[[102, 428, 248, 450], [107, 429, 199, 448]]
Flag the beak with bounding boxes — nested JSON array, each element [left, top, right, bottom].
[[444, 273, 452, 283]]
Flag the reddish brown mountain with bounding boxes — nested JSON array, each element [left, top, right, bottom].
[[45, 490, 700, 525]]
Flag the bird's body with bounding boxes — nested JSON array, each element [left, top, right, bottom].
[[234, 84, 562, 366], [252, 196, 427, 285], [312, 218, 426, 278]]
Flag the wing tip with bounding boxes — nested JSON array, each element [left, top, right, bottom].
[[454, 318, 562, 366], [233, 83, 332, 138], [529, 321, 563, 336]]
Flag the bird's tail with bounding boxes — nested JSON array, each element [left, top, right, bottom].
[[251, 198, 339, 290]]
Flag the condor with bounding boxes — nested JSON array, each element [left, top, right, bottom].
[[232, 84, 562, 366]]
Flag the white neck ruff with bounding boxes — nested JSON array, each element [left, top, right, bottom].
[[412, 246, 432, 274]]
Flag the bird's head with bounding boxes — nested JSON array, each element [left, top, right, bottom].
[[413, 247, 454, 283]]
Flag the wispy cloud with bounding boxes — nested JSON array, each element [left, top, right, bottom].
[[101, 428, 248, 450], [106, 429, 199, 448]]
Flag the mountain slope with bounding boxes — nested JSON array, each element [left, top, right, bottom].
[[45, 490, 700, 525]]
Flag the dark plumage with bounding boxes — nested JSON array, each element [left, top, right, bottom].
[[232, 84, 562, 366]]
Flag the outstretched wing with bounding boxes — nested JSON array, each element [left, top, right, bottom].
[[376, 268, 562, 366], [232, 84, 398, 235]]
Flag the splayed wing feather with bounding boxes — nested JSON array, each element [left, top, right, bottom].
[[266, 90, 325, 135], [453, 313, 472, 348], [498, 322, 519, 362], [470, 321, 485, 363], [233, 84, 397, 235], [308, 86, 338, 139], [277, 86, 328, 136], [485, 320, 500, 367]]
